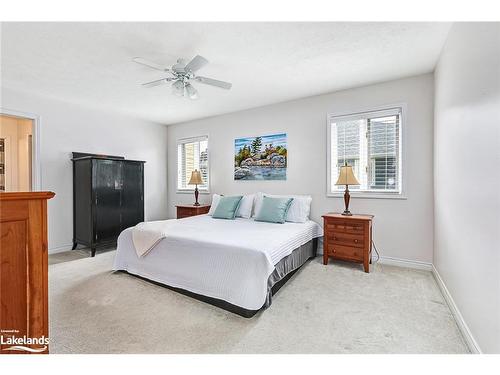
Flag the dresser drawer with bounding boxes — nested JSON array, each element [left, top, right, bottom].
[[329, 244, 364, 261], [324, 220, 365, 234], [325, 231, 364, 248]]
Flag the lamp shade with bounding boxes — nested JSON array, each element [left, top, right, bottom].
[[335, 165, 360, 186], [188, 170, 203, 185]]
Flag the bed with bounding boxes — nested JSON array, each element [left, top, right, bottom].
[[113, 214, 323, 317]]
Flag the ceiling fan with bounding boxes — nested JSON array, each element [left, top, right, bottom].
[[133, 55, 232, 99]]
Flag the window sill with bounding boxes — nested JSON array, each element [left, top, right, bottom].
[[176, 189, 211, 195], [327, 192, 407, 200]]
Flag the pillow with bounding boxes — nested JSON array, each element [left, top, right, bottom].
[[212, 196, 243, 220], [208, 194, 222, 215], [208, 193, 254, 218], [253, 192, 266, 217], [236, 194, 255, 219], [254, 196, 294, 224], [253, 192, 312, 223]]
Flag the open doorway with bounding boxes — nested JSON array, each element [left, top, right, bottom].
[[0, 114, 35, 192]]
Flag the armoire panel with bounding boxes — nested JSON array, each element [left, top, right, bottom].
[[74, 159, 93, 244], [121, 162, 144, 231], [94, 159, 122, 244]]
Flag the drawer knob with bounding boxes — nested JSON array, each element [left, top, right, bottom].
[[354, 239, 358, 243], [333, 237, 337, 240]]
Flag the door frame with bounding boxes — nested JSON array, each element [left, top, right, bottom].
[[0, 108, 42, 191]]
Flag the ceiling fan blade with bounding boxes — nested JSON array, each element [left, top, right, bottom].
[[195, 76, 232, 90], [141, 77, 173, 88], [185, 55, 208, 73], [133, 57, 170, 72]]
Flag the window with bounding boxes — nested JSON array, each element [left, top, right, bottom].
[[177, 136, 209, 191], [328, 107, 403, 195]]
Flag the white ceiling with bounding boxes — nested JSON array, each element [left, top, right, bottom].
[[1, 22, 451, 124]]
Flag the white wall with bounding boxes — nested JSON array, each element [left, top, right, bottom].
[[167, 74, 435, 263], [434, 23, 500, 353], [1, 88, 169, 253]]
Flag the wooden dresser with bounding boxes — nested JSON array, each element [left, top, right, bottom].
[[0, 191, 54, 354], [322, 213, 373, 273], [176, 204, 211, 219]]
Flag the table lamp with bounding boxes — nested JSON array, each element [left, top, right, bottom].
[[188, 170, 203, 206], [335, 163, 360, 216]]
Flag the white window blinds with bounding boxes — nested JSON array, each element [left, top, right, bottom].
[[329, 107, 402, 194], [177, 136, 209, 191]]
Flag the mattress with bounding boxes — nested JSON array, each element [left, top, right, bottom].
[[113, 215, 323, 310]]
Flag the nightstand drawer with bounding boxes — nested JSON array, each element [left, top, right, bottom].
[[177, 212, 195, 219], [326, 231, 364, 248], [329, 244, 364, 261], [176, 205, 211, 219], [325, 221, 364, 234]]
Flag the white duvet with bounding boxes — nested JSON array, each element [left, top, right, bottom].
[[113, 214, 323, 310]]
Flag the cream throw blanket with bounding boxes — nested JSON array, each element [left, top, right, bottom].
[[132, 220, 177, 257]]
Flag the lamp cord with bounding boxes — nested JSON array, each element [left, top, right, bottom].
[[371, 240, 380, 264]]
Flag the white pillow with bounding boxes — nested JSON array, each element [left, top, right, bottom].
[[253, 192, 265, 217], [208, 193, 255, 219], [208, 194, 222, 215], [236, 194, 255, 219], [253, 192, 312, 223]]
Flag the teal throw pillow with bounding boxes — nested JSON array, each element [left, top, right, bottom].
[[255, 196, 294, 224], [212, 196, 243, 220]]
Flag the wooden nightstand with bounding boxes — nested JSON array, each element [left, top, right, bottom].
[[322, 213, 374, 273], [176, 204, 211, 219]]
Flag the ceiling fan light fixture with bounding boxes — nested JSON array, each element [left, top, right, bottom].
[[172, 80, 185, 97], [185, 83, 198, 100]]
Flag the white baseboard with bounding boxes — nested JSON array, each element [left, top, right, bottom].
[[378, 255, 433, 271], [431, 265, 482, 354], [48, 243, 74, 254]]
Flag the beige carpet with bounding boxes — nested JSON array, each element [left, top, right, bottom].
[[48, 250, 469, 354]]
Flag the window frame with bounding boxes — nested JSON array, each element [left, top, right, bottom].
[[326, 104, 407, 200], [176, 135, 211, 194]]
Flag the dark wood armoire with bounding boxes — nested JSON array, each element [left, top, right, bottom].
[[72, 152, 145, 257]]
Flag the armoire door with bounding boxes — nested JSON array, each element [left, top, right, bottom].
[[120, 162, 144, 230], [93, 159, 122, 244]]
